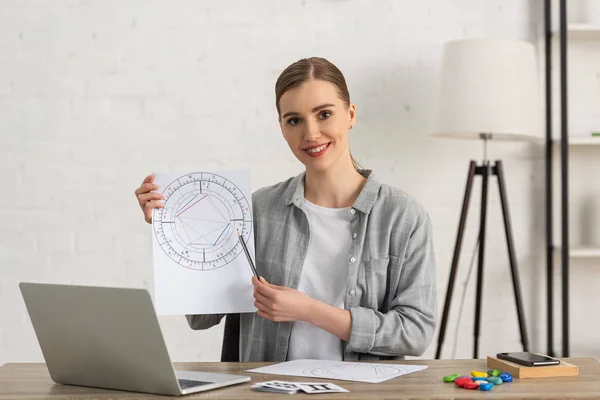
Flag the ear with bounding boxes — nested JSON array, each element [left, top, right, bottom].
[[348, 103, 357, 130]]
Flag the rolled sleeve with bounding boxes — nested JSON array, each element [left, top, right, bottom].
[[347, 307, 378, 353], [186, 314, 225, 330]]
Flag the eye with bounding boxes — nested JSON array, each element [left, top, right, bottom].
[[287, 117, 301, 126], [318, 110, 332, 119]]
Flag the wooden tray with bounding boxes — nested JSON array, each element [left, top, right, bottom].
[[487, 356, 579, 378]]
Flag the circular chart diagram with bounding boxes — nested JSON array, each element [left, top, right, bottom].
[[303, 363, 407, 381], [152, 172, 252, 271]]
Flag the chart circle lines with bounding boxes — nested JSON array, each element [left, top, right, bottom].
[[303, 363, 407, 381], [153, 172, 252, 271]]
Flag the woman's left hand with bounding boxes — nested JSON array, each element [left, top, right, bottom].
[[252, 276, 314, 322]]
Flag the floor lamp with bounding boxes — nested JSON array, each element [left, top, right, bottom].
[[431, 39, 543, 359]]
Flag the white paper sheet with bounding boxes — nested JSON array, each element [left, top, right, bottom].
[[151, 170, 257, 315], [246, 359, 428, 383]]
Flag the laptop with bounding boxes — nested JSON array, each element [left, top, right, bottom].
[[19, 282, 250, 396]]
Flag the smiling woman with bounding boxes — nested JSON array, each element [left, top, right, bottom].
[[134, 57, 437, 362]]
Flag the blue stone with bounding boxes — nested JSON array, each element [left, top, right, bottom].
[[499, 372, 513, 382]]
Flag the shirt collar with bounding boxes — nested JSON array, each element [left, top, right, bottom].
[[284, 169, 381, 215]]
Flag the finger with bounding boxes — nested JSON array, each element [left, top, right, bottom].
[[254, 280, 278, 298], [135, 182, 160, 197], [252, 276, 266, 288], [259, 276, 279, 288], [255, 309, 287, 323], [259, 276, 269, 285], [254, 300, 272, 315], [144, 200, 165, 222], [143, 174, 154, 184], [253, 290, 271, 307], [144, 200, 165, 213], [259, 278, 283, 291], [138, 192, 164, 206], [257, 310, 274, 321], [135, 182, 160, 196]]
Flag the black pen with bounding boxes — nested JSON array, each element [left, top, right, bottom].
[[237, 231, 259, 278]]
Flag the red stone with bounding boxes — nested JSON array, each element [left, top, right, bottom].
[[454, 377, 473, 387]]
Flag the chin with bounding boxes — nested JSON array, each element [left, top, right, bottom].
[[302, 159, 333, 173]]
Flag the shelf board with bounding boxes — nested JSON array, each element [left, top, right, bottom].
[[555, 246, 600, 258], [552, 136, 600, 145], [553, 24, 600, 39]]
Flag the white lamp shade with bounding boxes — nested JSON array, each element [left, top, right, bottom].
[[431, 39, 543, 141]]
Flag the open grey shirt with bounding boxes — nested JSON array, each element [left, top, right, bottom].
[[186, 169, 437, 362]]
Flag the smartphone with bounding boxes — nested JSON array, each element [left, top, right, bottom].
[[497, 352, 560, 367]]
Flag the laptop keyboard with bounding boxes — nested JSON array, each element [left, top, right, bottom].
[[178, 378, 213, 389]]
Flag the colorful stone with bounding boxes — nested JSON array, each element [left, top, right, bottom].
[[499, 372, 513, 382], [479, 382, 494, 391], [471, 370, 488, 378], [443, 373, 461, 382], [487, 376, 503, 385], [488, 369, 501, 377], [472, 377, 488, 381], [464, 382, 479, 390], [455, 377, 473, 387]]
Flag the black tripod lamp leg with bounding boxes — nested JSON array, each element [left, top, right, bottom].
[[495, 160, 530, 351], [473, 163, 490, 359], [435, 161, 477, 359]]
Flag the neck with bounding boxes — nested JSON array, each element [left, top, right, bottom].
[[304, 156, 366, 208]]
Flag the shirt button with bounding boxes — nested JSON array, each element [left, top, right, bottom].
[[352, 233, 358, 239], [349, 289, 356, 295], [349, 208, 356, 215], [350, 257, 356, 263]]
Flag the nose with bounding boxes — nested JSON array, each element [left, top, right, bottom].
[[303, 119, 321, 142]]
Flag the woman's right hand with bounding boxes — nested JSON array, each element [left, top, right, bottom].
[[135, 174, 165, 224]]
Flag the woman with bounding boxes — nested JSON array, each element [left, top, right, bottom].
[[134, 57, 436, 362]]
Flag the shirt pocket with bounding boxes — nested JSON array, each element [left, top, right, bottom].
[[363, 257, 391, 310]]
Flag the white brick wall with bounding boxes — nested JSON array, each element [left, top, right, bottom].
[[2, 0, 599, 366]]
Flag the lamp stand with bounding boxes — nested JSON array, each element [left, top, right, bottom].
[[434, 135, 530, 359]]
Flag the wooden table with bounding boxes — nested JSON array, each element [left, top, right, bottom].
[[1, 358, 599, 399]]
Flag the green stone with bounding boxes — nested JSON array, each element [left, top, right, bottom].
[[488, 369, 501, 377], [443, 373, 460, 382]]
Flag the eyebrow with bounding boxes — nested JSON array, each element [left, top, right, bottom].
[[281, 103, 336, 119]]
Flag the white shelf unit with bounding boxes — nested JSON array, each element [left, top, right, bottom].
[[553, 137, 600, 145], [553, 24, 600, 39], [547, 15, 600, 260], [555, 246, 600, 258]]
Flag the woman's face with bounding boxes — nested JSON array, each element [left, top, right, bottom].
[[278, 79, 356, 173]]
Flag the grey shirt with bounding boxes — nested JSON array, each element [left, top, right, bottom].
[[186, 169, 437, 362]]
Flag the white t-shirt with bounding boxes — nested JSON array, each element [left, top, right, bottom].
[[287, 199, 352, 361]]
